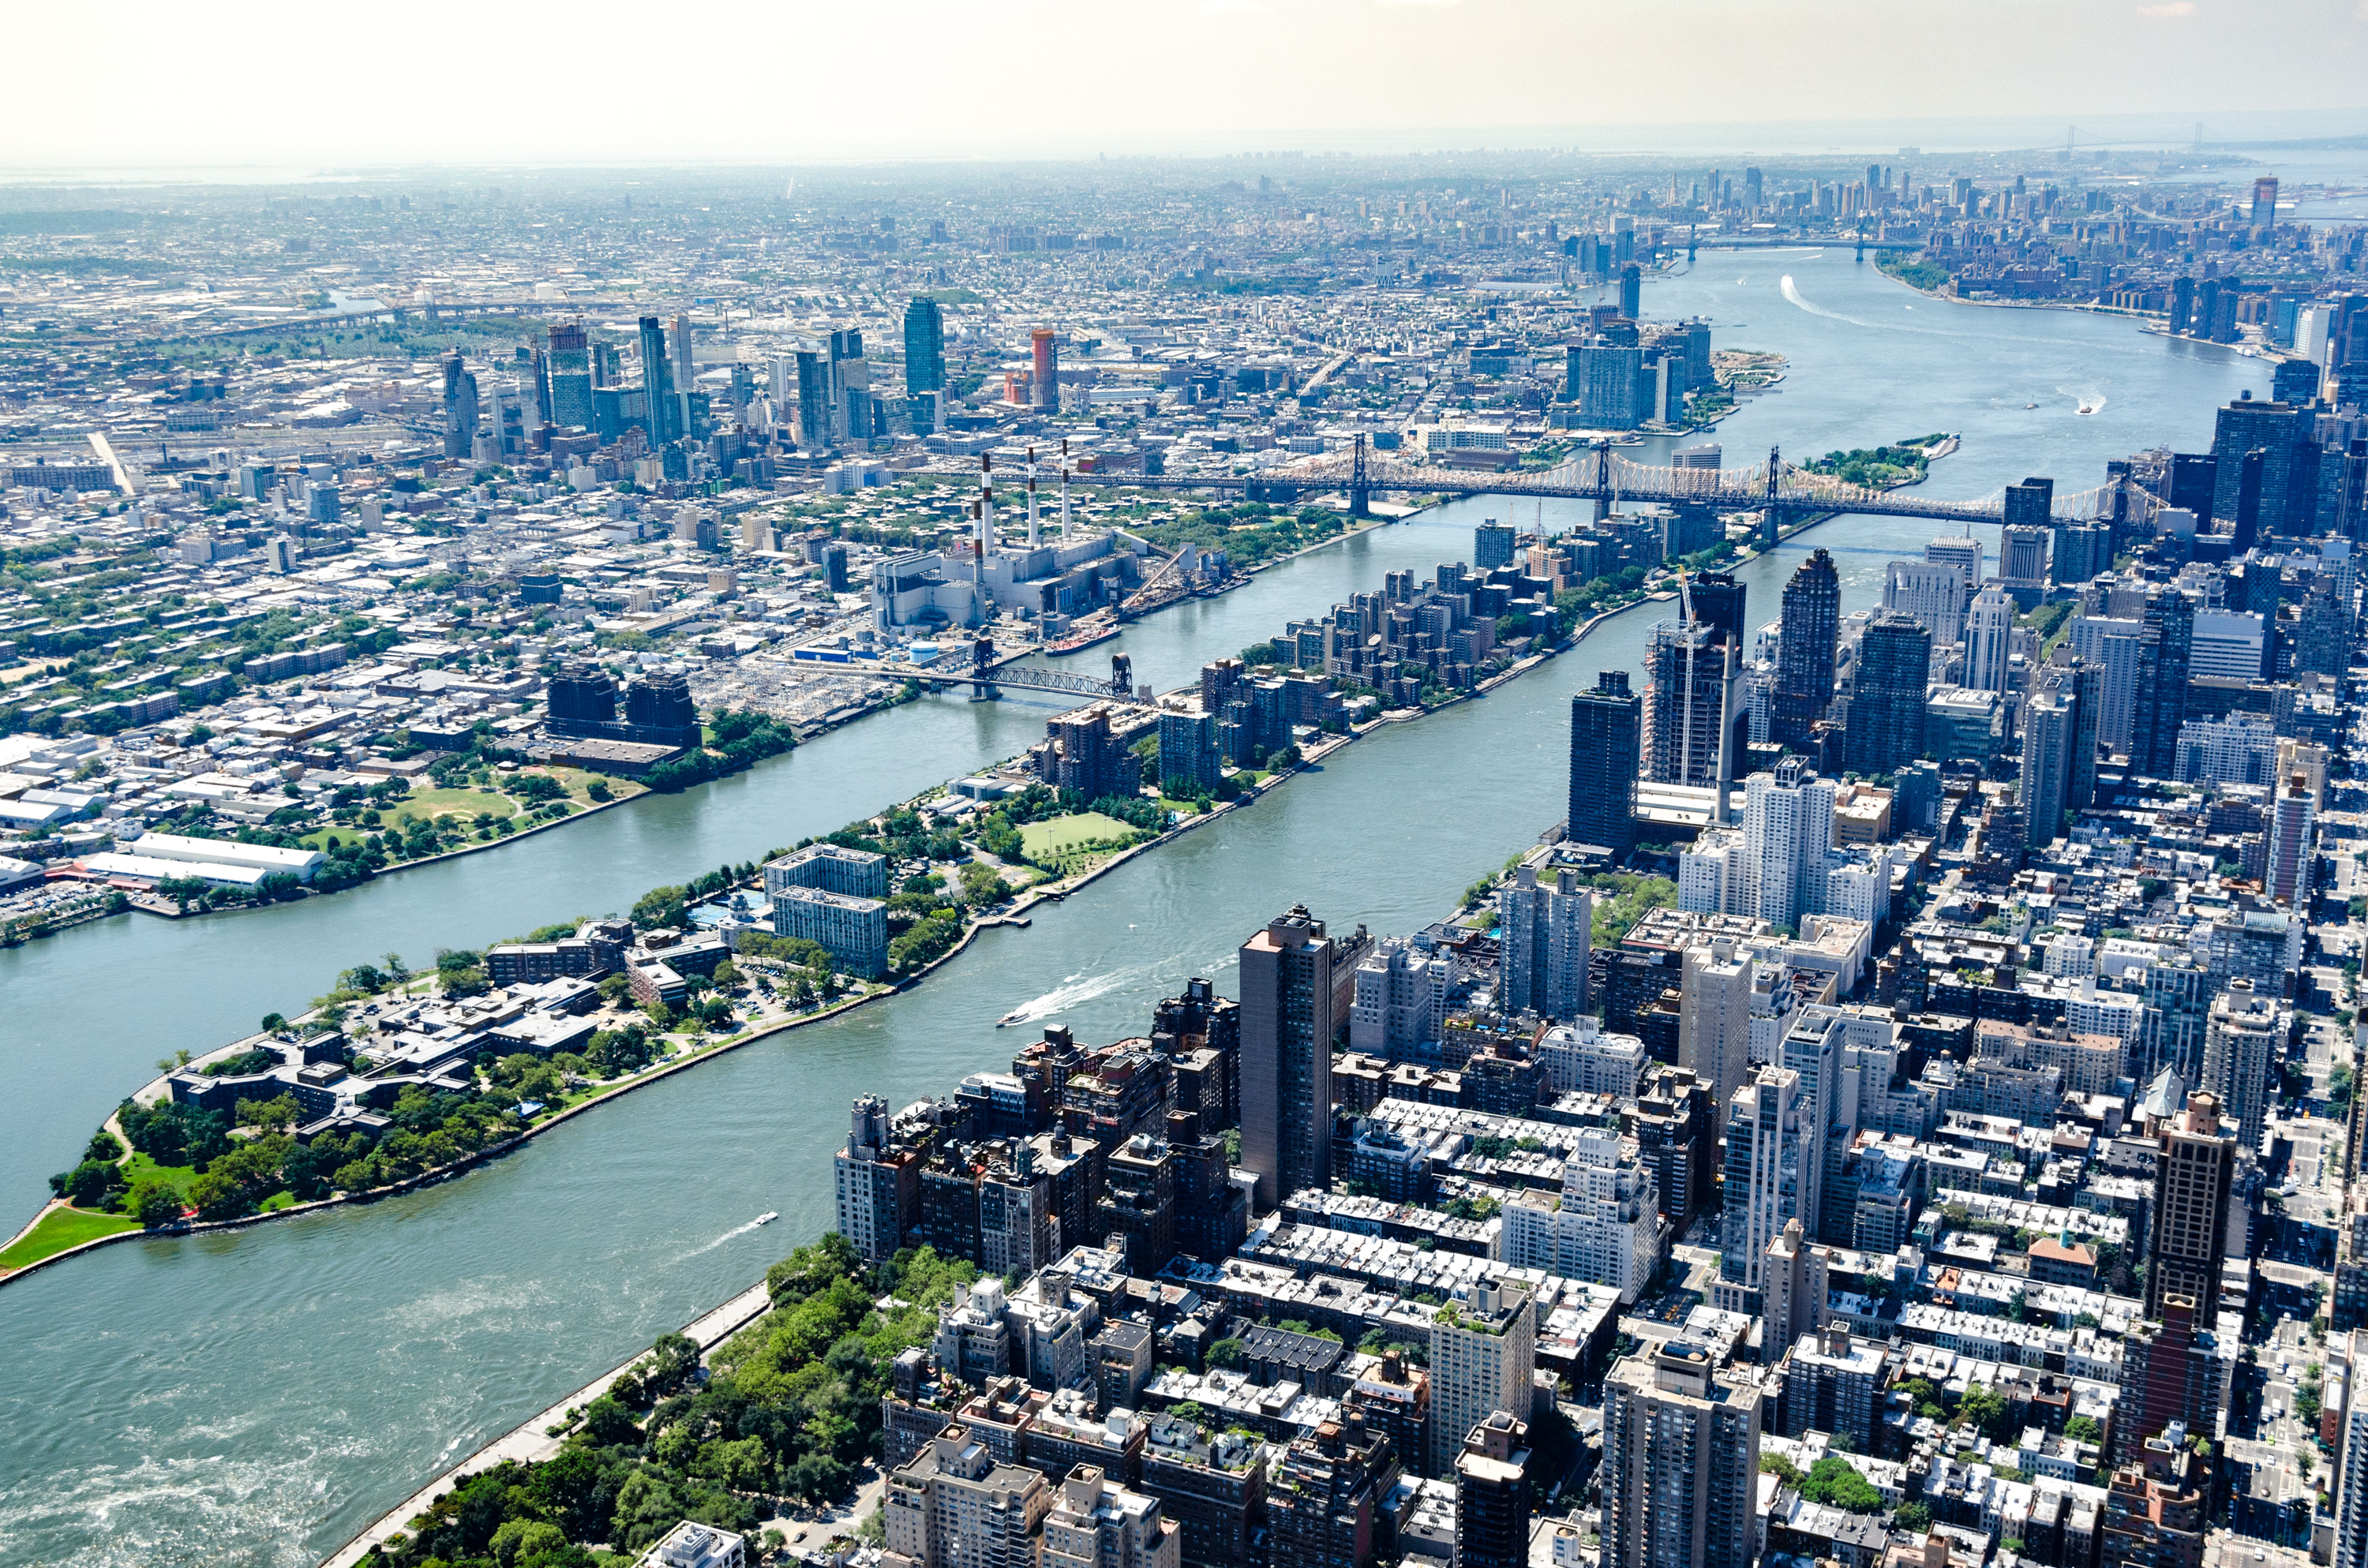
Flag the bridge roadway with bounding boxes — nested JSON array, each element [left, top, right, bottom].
[[1067, 445, 2146, 532], [174, 298, 650, 341], [822, 649, 1149, 707]]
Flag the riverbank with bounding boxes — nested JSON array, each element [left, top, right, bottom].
[[0, 577, 1569, 1285], [304, 603, 1658, 1568], [320, 1278, 779, 1568]]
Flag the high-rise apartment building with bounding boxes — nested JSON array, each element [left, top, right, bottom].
[[1043, 1465, 1182, 1568], [1474, 521, 1516, 571], [2202, 981, 2282, 1156], [883, 1425, 1053, 1568], [1717, 1065, 1803, 1315], [837, 1094, 923, 1263], [1568, 672, 1641, 857], [905, 297, 947, 395], [1239, 906, 1336, 1211], [1845, 612, 1931, 775], [1454, 1413, 1532, 1568], [1426, 1280, 1535, 1475], [1881, 559, 1969, 646], [1741, 758, 1836, 930], [1771, 549, 1841, 747], [1678, 939, 1754, 1126], [1599, 1344, 1761, 1568], [2019, 688, 2081, 850], [2145, 1091, 2236, 1320], [1268, 1419, 1394, 1568], [2267, 772, 2317, 907], [1497, 866, 1591, 1020], [1963, 582, 2016, 695], [1501, 1132, 1662, 1302]]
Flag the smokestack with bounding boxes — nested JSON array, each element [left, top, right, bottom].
[[1060, 438, 1072, 541], [980, 451, 994, 554], [1027, 445, 1040, 549]]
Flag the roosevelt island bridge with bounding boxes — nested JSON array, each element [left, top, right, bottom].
[[1077, 435, 2158, 545]]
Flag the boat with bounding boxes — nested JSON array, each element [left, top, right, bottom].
[[755, 1211, 779, 1226], [2078, 402, 2099, 416], [2023, 402, 2038, 409], [997, 1010, 1027, 1028]]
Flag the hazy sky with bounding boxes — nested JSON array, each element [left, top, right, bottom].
[[10, 0, 2368, 172]]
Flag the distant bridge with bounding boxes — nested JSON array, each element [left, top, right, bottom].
[[819, 646, 1152, 707], [174, 298, 650, 341], [1077, 437, 2157, 540]]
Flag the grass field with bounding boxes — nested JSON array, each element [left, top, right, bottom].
[[122, 1151, 197, 1192], [0, 1206, 138, 1271], [1019, 812, 1137, 859], [389, 787, 519, 824]]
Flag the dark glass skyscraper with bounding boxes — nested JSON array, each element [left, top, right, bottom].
[[637, 316, 676, 442], [1688, 571, 1746, 647], [1772, 548, 1841, 748], [2209, 397, 2304, 534], [548, 322, 593, 429], [1569, 672, 1642, 858], [902, 297, 946, 395], [1844, 612, 1930, 777], [2134, 588, 2195, 778]]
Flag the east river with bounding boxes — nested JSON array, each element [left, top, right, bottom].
[[0, 248, 2259, 1565]]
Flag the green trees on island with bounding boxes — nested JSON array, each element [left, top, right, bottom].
[[366, 1235, 961, 1568]]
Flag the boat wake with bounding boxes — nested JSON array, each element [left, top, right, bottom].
[[1779, 275, 1872, 327], [999, 965, 1148, 1030], [2059, 384, 2108, 416], [684, 1216, 771, 1258]]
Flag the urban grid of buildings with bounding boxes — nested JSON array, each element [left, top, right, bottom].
[[12, 151, 2368, 1568]]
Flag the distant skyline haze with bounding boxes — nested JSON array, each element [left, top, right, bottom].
[[8, 0, 2368, 172]]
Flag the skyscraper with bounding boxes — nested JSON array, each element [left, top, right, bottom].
[[2019, 688, 2080, 850], [1962, 582, 2016, 696], [1718, 1065, 1803, 1315], [2145, 1090, 2235, 1320], [671, 312, 697, 440], [1924, 535, 1982, 587], [548, 322, 593, 430], [2267, 772, 2317, 907], [795, 349, 831, 448], [2133, 588, 2196, 778], [904, 297, 946, 395], [2209, 397, 2305, 535], [1238, 906, 1336, 1211], [1741, 758, 1835, 930], [1032, 327, 1059, 409], [1844, 612, 1930, 776], [1599, 1344, 1761, 1568], [1644, 623, 1740, 796], [1474, 520, 1516, 571], [1771, 549, 1840, 747], [1498, 866, 1591, 1021], [1568, 672, 1641, 857], [440, 352, 478, 459], [2202, 982, 2282, 1155], [1618, 260, 1642, 320], [637, 316, 676, 443], [1678, 939, 1753, 1125], [1688, 571, 1747, 646]]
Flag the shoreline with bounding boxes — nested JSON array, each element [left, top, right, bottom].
[[301, 589, 1662, 1568], [0, 552, 1600, 1287]]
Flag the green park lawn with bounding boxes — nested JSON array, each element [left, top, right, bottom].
[[387, 787, 519, 825], [122, 1151, 196, 1192], [1018, 812, 1137, 859], [0, 1206, 139, 1271]]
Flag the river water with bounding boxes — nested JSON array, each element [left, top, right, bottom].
[[0, 248, 2258, 1566]]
